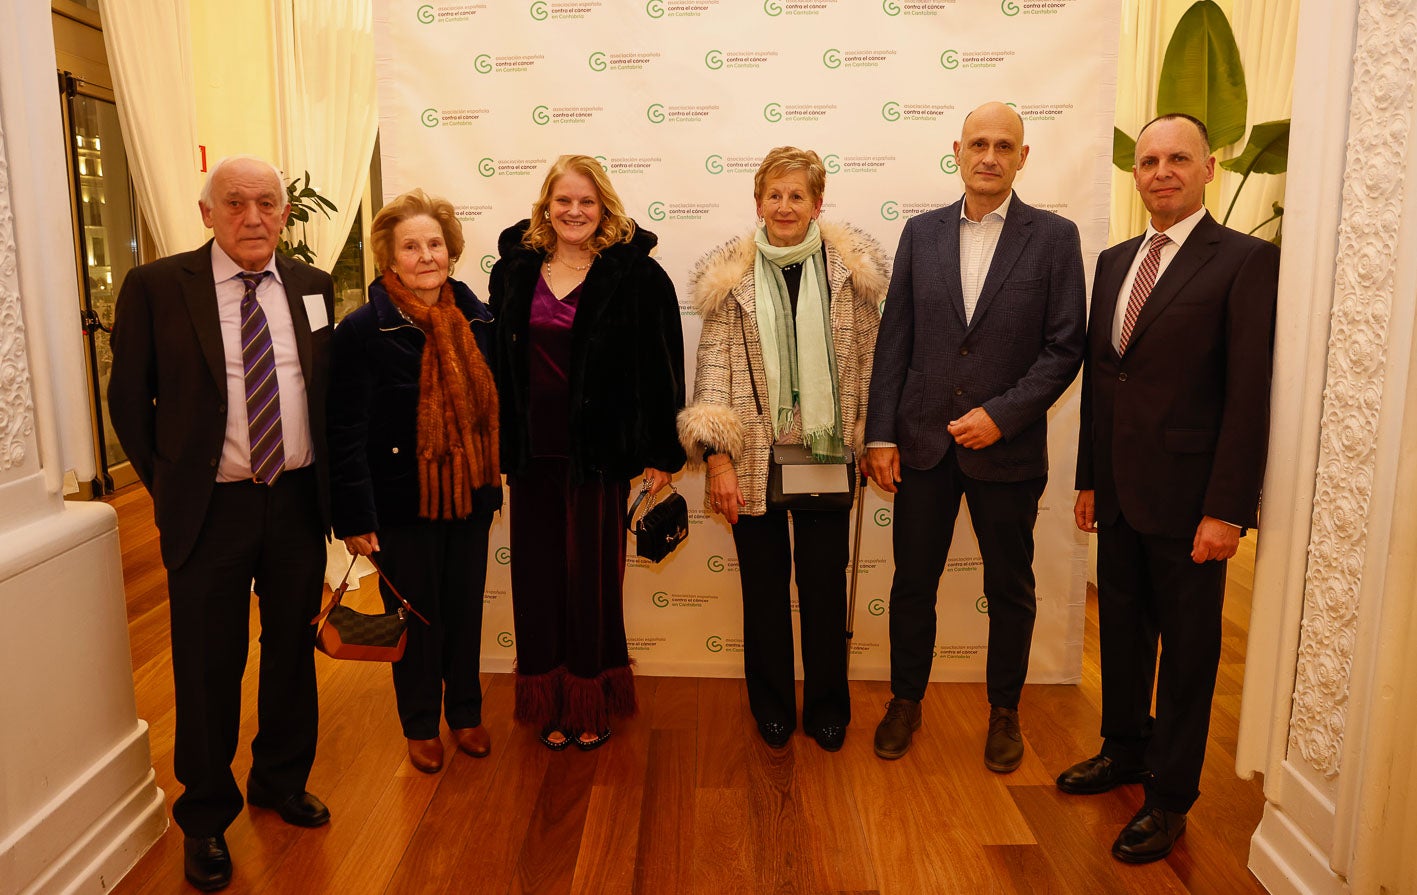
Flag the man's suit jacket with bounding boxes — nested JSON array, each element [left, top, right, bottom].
[[866, 195, 1086, 481], [1076, 212, 1278, 538], [108, 240, 334, 569]]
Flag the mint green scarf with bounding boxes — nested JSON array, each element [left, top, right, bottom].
[[753, 220, 844, 461]]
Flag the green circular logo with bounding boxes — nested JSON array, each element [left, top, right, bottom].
[[478, 158, 496, 177], [420, 108, 440, 128], [531, 105, 551, 125], [594, 155, 609, 171], [646, 103, 666, 123], [705, 154, 725, 174], [705, 634, 724, 652], [880, 201, 900, 221], [940, 154, 958, 174], [940, 49, 960, 69], [648, 201, 667, 221], [763, 102, 783, 122], [646, 0, 666, 16], [707, 554, 726, 572], [496, 631, 514, 647], [494, 546, 511, 564], [474, 54, 493, 74], [976, 595, 990, 613], [416, 5, 435, 24], [874, 507, 892, 526], [1007, 101, 1018, 108], [530, 1, 549, 20], [822, 48, 842, 69], [883, 0, 901, 13], [868, 598, 887, 616], [1001, 0, 1020, 14], [881, 101, 902, 122], [480, 254, 495, 274], [823, 153, 841, 174], [588, 51, 607, 71], [652, 591, 670, 607], [763, 0, 783, 14], [704, 49, 724, 70]]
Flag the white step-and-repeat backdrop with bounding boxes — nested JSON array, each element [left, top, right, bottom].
[[373, 0, 1120, 683]]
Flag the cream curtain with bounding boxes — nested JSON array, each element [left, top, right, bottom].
[[272, 0, 378, 272], [97, 0, 207, 257]]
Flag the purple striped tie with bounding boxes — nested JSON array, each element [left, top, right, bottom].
[[1118, 232, 1170, 354], [237, 271, 286, 485]]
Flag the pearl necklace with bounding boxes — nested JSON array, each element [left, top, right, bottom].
[[547, 253, 592, 272]]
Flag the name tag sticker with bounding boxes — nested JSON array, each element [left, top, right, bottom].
[[303, 294, 329, 331]]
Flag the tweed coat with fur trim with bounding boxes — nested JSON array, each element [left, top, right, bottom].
[[677, 221, 888, 515]]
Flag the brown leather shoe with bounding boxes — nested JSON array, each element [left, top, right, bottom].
[[407, 737, 444, 773], [873, 697, 922, 760], [453, 725, 491, 758], [984, 706, 1024, 773]]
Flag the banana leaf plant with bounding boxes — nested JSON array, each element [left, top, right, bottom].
[[278, 171, 338, 265]]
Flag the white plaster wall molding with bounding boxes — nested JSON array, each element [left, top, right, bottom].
[[0, 114, 38, 477], [1288, 0, 1417, 781]]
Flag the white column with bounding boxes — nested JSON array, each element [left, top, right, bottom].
[[0, 5, 164, 894], [1239, 0, 1417, 892]]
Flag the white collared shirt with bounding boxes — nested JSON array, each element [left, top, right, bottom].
[[1111, 205, 1207, 353], [211, 242, 313, 482], [959, 190, 1013, 324]]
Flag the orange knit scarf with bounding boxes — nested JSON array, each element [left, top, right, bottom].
[[382, 270, 500, 519]]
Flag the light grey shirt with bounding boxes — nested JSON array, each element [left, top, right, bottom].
[[960, 190, 1013, 325]]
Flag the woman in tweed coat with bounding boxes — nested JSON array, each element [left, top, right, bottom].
[[677, 147, 888, 752]]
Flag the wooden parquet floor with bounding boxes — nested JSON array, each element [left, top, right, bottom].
[[105, 484, 1266, 894]]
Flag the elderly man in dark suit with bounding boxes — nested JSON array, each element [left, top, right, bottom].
[[109, 156, 334, 891], [866, 102, 1087, 769], [1059, 113, 1278, 863]]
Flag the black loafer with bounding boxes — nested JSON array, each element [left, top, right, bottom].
[[246, 778, 330, 828], [757, 720, 792, 748], [183, 834, 232, 891], [1055, 754, 1152, 794], [1112, 806, 1187, 863], [811, 724, 846, 752]]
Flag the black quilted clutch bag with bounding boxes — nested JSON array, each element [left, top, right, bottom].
[[626, 482, 689, 562]]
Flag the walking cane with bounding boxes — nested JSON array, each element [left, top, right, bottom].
[[845, 464, 868, 675]]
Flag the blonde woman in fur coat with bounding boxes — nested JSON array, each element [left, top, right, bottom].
[[678, 147, 888, 752]]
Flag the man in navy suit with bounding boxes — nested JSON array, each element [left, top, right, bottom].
[[1059, 114, 1277, 863], [865, 102, 1087, 768], [109, 156, 334, 891]]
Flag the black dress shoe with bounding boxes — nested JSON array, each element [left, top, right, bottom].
[[183, 834, 232, 891], [757, 720, 792, 748], [1112, 806, 1187, 863], [246, 778, 331, 828], [810, 725, 846, 752], [1055, 754, 1153, 794]]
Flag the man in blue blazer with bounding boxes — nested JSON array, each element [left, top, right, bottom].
[[865, 102, 1087, 768], [1060, 114, 1277, 863]]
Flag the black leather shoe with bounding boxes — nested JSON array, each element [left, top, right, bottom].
[[984, 706, 1024, 773], [1055, 754, 1153, 794], [1112, 806, 1187, 863], [183, 835, 232, 891], [246, 778, 330, 828], [811, 724, 846, 752], [873, 697, 922, 760], [757, 720, 792, 748]]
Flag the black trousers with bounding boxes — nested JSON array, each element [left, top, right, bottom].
[[1096, 512, 1227, 815], [376, 512, 493, 740], [731, 507, 851, 733], [887, 449, 1045, 707], [165, 468, 324, 837]]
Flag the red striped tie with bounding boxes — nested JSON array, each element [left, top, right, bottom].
[[237, 271, 286, 485], [1118, 232, 1170, 354]]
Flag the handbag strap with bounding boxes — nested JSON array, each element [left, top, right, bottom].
[[626, 481, 676, 531], [310, 552, 431, 627], [739, 310, 763, 416]]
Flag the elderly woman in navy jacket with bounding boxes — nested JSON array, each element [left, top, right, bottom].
[[328, 189, 502, 774]]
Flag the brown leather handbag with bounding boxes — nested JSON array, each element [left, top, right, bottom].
[[312, 555, 429, 662]]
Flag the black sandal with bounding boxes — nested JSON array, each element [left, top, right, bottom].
[[574, 729, 612, 751], [540, 726, 571, 751]]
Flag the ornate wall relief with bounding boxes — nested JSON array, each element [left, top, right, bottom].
[[0, 114, 37, 472], [1289, 0, 1417, 777]]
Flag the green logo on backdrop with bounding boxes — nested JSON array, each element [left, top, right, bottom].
[[874, 507, 892, 526], [595, 155, 609, 171], [474, 54, 493, 73], [1001, 0, 1020, 14], [588, 51, 607, 71], [707, 555, 726, 572], [822, 48, 842, 69], [763, 102, 783, 122], [478, 158, 496, 177], [882, 0, 901, 13], [480, 255, 495, 273], [940, 154, 958, 174], [705, 154, 725, 174], [530, 1, 549, 20], [705, 49, 724, 70], [706, 634, 724, 652], [976, 595, 990, 613], [416, 5, 435, 23], [646, 103, 666, 123], [823, 154, 841, 173], [652, 591, 670, 607], [497, 631, 514, 647], [941, 49, 960, 69], [648, 202, 666, 221], [531, 105, 551, 125], [494, 546, 511, 564], [646, 0, 666, 16], [868, 598, 887, 616], [881, 101, 902, 122], [764, 0, 783, 14], [421, 109, 440, 127]]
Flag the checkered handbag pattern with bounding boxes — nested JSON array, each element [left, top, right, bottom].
[[313, 556, 430, 662]]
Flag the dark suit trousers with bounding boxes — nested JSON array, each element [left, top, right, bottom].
[[1096, 512, 1227, 815], [164, 468, 324, 837], [731, 507, 851, 733], [888, 449, 1045, 707], [376, 512, 493, 741]]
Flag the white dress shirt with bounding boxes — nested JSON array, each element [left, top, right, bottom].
[[960, 191, 1013, 324], [1111, 205, 1206, 354], [211, 242, 313, 481]]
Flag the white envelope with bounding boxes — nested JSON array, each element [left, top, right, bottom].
[[303, 294, 329, 331]]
